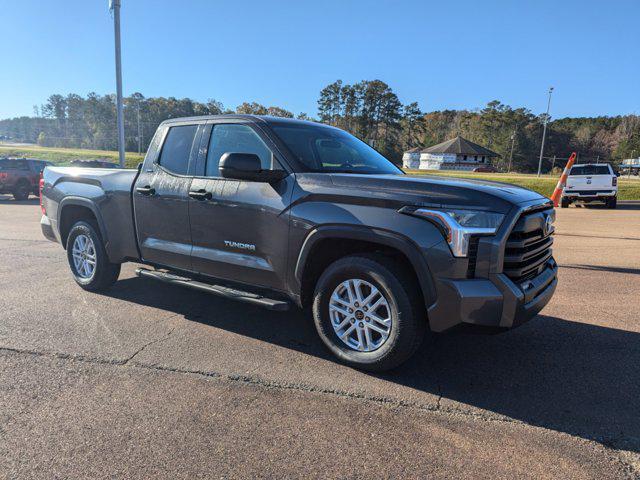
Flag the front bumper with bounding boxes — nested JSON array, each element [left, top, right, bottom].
[[424, 199, 558, 333], [427, 259, 557, 332]]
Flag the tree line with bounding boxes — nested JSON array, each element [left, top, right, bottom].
[[1, 81, 638, 172]]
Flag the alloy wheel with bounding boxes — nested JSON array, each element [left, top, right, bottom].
[[329, 279, 392, 352], [72, 234, 97, 279]]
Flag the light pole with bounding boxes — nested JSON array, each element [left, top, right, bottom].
[[537, 87, 554, 177], [507, 125, 516, 172], [111, 0, 125, 167]]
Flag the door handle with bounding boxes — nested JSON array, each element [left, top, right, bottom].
[[136, 185, 155, 196], [188, 189, 212, 200]]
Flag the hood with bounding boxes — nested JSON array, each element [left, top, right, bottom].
[[321, 173, 546, 213]]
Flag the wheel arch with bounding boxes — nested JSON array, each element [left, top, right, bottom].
[[58, 197, 108, 248], [293, 226, 436, 309]]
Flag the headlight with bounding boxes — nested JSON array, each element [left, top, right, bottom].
[[402, 207, 504, 257]]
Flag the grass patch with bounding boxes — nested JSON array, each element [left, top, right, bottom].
[[0, 144, 143, 167], [405, 169, 640, 201]]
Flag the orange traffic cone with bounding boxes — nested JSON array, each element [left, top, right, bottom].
[[550, 152, 577, 207]]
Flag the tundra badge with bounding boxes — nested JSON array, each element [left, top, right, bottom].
[[224, 240, 256, 251]]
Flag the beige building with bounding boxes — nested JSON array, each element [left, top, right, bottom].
[[403, 136, 498, 171]]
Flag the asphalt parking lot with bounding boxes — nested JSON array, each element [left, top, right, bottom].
[[1, 196, 639, 479]]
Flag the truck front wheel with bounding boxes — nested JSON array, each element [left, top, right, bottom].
[[312, 254, 426, 372], [66, 221, 120, 291]]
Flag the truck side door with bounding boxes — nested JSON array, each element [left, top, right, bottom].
[[188, 122, 294, 291], [133, 123, 202, 272]]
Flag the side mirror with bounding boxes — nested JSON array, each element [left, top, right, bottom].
[[219, 152, 287, 183]]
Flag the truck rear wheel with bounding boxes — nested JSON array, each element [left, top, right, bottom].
[[66, 221, 120, 291], [560, 197, 570, 208], [13, 182, 30, 201], [606, 196, 617, 209], [312, 254, 426, 372]]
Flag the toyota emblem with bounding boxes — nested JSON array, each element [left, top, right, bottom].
[[543, 215, 553, 236]]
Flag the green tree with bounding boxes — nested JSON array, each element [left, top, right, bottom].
[[236, 102, 268, 115], [317, 80, 343, 125], [266, 106, 294, 118]]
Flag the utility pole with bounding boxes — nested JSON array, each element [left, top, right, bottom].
[[537, 87, 554, 177], [507, 126, 517, 172], [111, 0, 125, 167], [136, 101, 142, 154]]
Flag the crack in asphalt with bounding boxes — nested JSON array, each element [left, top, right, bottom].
[[122, 326, 178, 364], [0, 344, 637, 478], [0, 237, 53, 243]]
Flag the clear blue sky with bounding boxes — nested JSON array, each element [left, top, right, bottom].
[[2, 0, 638, 120]]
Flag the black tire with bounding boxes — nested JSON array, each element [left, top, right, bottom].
[[312, 254, 426, 372], [66, 221, 120, 291], [606, 196, 617, 209], [13, 182, 30, 201], [560, 197, 570, 208]]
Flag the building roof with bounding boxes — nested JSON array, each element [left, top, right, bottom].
[[419, 136, 499, 157], [404, 147, 422, 153]]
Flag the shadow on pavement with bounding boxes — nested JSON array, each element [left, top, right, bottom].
[[102, 276, 640, 452], [576, 202, 640, 211], [0, 195, 40, 205], [561, 264, 640, 275]]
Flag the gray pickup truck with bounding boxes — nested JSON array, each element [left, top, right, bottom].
[[40, 115, 557, 371]]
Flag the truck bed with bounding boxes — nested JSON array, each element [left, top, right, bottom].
[[41, 166, 141, 262]]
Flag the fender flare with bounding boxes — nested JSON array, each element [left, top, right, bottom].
[[293, 225, 436, 306], [58, 196, 109, 245]]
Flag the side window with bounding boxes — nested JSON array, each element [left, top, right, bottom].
[[205, 124, 276, 177], [157, 124, 198, 175], [14, 160, 29, 171]]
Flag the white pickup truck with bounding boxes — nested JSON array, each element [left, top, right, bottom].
[[561, 163, 618, 209]]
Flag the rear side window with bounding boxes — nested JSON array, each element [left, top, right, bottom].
[[158, 125, 198, 175], [0, 159, 29, 171], [569, 165, 610, 176], [205, 124, 275, 177]]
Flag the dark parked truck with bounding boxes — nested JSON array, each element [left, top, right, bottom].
[[40, 115, 558, 371], [1, 158, 52, 200]]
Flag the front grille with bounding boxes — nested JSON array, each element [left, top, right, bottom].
[[466, 236, 480, 278], [503, 205, 555, 284]]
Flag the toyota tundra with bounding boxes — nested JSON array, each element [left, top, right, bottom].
[[40, 115, 558, 371]]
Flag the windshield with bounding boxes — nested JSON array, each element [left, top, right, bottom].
[[270, 123, 403, 174], [569, 165, 610, 176]]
